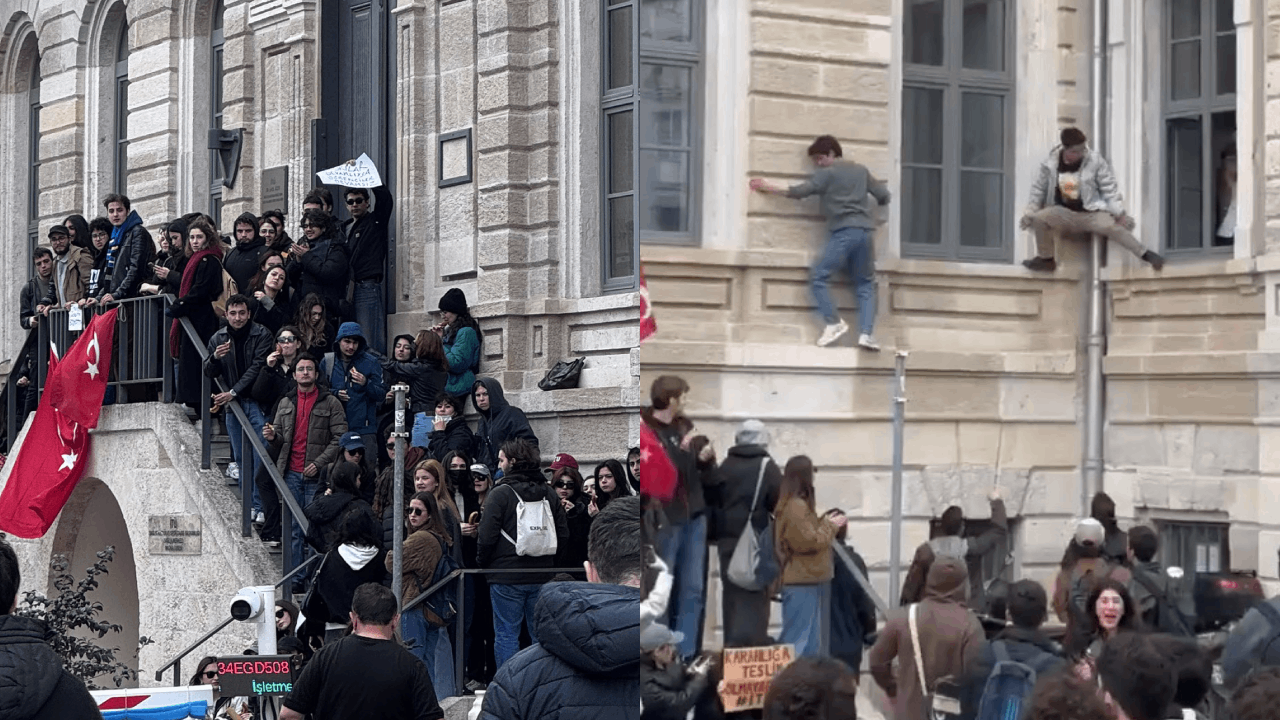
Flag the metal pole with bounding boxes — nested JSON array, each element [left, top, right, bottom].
[[391, 383, 409, 608], [1083, 0, 1109, 516], [888, 350, 908, 608]]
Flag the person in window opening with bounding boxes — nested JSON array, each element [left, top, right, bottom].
[[38, 224, 92, 313], [432, 288, 484, 399], [1217, 142, 1238, 245], [627, 446, 641, 493], [900, 489, 1007, 613], [748, 134, 890, 351], [1021, 126, 1166, 272], [341, 178, 395, 355], [224, 212, 269, 293], [85, 193, 156, 305], [302, 187, 334, 216], [261, 209, 293, 254]]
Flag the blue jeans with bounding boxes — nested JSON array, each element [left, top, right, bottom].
[[400, 608, 455, 698], [810, 226, 877, 334], [781, 582, 832, 658], [656, 514, 708, 661], [227, 399, 267, 513], [353, 281, 386, 355], [284, 469, 319, 578], [490, 583, 543, 669]]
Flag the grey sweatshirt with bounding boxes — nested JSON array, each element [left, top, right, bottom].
[[786, 160, 891, 231]]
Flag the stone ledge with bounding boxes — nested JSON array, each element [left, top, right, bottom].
[[1105, 350, 1280, 376]]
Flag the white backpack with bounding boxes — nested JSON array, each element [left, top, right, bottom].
[[499, 485, 559, 557]]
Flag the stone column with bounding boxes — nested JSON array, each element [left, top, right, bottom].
[[391, 0, 437, 315], [121, 0, 185, 228]]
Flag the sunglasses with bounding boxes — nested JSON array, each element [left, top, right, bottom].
[[346, 448, 364, 455], [300, 224, 319, 230], [386, 443, 396, 450], [554, 482, 574, 489], [409, 507, 424, 516], [277, 336, 296, 343], [203, 671, 218, 679], [346, 198, 365, 205], [276, 609, 287, 619]]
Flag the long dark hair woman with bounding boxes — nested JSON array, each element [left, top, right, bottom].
[[167, 218, 224, 410], [140, 220, 190, 297], [189, 655, 253, 719], [63, 214, 92, 253], [553, 467, 592, 569], [249, 262, 293, 334], [589, 459, 633, 518], [293, 292, 333, 359], [431, 288, 483, 398], [1064, 576, 1142, 668], [386, 491, 456, 700], [774, 455, 844, 658]]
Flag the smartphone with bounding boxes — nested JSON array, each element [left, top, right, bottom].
[[434, 415, 448, 425]]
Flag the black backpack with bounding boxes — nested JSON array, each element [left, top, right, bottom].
[[1131, 568, 1195, 637]]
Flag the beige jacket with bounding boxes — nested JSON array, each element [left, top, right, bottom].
[[775, 496, 836, 585]]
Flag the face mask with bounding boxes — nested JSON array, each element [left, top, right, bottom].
[[448, 469, 469, 483]]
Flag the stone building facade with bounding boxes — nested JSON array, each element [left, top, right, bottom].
[[640, 0, 1280, 611], [0, 0, 641, 459]]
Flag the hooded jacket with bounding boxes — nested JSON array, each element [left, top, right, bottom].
[[709, 444, 782, 544], [640, 408, 711, 526], [223, 216, 268, 293], [0, 615, 100, 720], [957, 625, 1066, 720], [476, 465, 568, 585], [287, 229, 350, 318], [426, 414, 475, 463], [300, 540, 387, 633], [99, 209, 155, 299], [303, 491, 377, 553], [471, 377, 538, 472], [870, 556, 986, 720], [324, 322, 386, 434], [831, 540, 878, 674], [1025, 145, 1126, 217], [479, 582, 641, 720], [901, 499, 1008, 610]]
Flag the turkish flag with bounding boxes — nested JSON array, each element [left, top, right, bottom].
[[639, 422, 678, 503], [639, 266, 657, 343], [45, 308, 118, 429], [0, 352, 93, 538]]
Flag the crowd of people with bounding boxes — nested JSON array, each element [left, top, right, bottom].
[[638, 373, 1280, 720], [3, 183, 645, 718]]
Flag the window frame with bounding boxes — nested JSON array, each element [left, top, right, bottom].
[[27, 55, 41, 272], [601, 0, 640, 294], [113, 23, 129, 195], [209, 1, 225, 219], [927, 516, 1018, 590], [900, 0, 1016, 263], [1161, 0, 1236, 257], [1156, 519, 1231, 576], [637, 0, 702, 247]]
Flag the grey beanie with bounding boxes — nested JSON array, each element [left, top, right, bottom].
[[735, 419, 769, 447]]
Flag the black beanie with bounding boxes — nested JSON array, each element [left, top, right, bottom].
[[438, 287, 468, 315]]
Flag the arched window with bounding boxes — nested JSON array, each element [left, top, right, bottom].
[[113, 22, 129, 194], [208, 0, 224, 217], [27, 55, 41, 269]]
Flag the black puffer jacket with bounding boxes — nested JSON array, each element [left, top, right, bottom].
[[479, 582, 640, 720], [223, 233, 267, 294], [287, 233, 350, 319], [0, 615, 100, 720], [472, 377, 538, 473], [641, 656, 708, 720], [426, 415, 474, 461], [476, 466, 568, 585], [375, 353, 446, 416]]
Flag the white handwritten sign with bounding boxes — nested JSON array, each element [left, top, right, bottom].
[[316, 153, 383, 189], [719, 644, 796, 712]]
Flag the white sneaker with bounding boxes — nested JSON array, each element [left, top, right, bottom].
[[857, 334, 881, 351], [253, 511, 265, 524], [226, 462, 240, 480], [816, 319, 849, 347]]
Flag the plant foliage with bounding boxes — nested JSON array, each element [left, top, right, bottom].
[[14, 544, 152, 689]]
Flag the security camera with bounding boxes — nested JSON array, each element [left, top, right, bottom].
[[230, 587, 264, 622]]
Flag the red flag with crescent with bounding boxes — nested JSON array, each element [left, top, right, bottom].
[[639, 266, 657, 343], [45, 308, 118, 428], [639, 422, 678, 502]]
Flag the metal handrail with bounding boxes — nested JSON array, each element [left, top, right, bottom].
[[153, 554, 321, 686]]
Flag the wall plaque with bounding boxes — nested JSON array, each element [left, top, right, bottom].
[[261, 166, 289, 215], [148, 515, 203, 555]]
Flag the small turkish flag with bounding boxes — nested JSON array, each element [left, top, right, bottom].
[[639, 266, 657, 343], [0, 351, 93, 538], [639, 422, 678, 503], [45, 308, 118, 429]]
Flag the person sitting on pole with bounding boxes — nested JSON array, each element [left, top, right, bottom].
[[1020, 127, 1165, 272]]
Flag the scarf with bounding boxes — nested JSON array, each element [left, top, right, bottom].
[[104, 224, 127, 272], [169, 246, 224, 358]]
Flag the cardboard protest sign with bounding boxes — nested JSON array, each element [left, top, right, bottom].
[[316, 152, 383, 188], [719, 644, 795, 712]]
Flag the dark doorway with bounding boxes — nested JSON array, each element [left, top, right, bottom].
[[317, 0, 398, 309]]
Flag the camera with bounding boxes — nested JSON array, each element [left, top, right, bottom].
[[229, 586, 278, 656], [230, 587, 265, 621]]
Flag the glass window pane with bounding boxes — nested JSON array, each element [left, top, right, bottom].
[[961, 92, 1003, 169], [608, 196, 635, 279], [905, 0, 944, 66], [903, 167, 942, 245], [1170, 41, 1201, 100], [960, 171, 1003, 247], [903, 87, 943, 165], [639, 64, 690, 147], [1167, 117, 1203, 250], [608, 110, 634, 194], [1213, 110, 1237, 247], [1216, 0, 1233, 31], [640, 149, 689, 233], [962, 0, 1004, 71], [639, 0, 692, 44], [1171, 0, 1201, 40], [1217, 33, 1236, 95], [607, 6, 633, 91]]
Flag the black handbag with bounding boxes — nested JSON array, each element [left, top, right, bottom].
[[538, 357, 585, 391]]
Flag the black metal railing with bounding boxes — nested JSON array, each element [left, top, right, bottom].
[[154, 555, 321, 686], [403, 566, 589, 698]]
